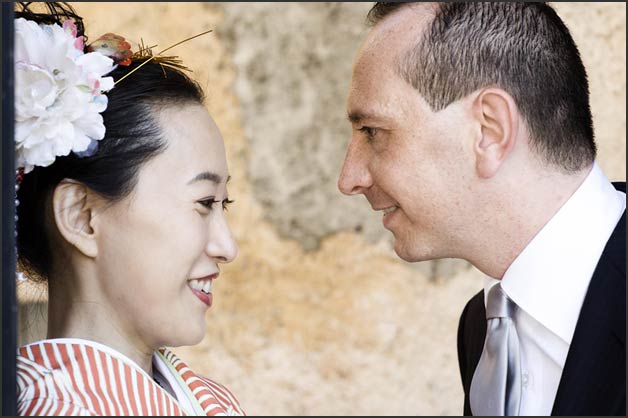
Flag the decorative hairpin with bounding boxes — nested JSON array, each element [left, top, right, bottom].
[[87, 29, 213, 85], [114, 29, 213, 84], [87, 33, 133, 66]]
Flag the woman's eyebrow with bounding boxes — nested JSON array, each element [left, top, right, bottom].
[[187, 172, 231, 185]]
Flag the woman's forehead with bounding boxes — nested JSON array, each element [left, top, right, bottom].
[[135, 105, 229, 189]]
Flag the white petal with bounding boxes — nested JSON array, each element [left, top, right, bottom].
[[75, 112, 105, 140], [76, 52, 115, 76], [15, 63, 60, 118], [99, 77, 115, 92], [71, 131, 93, 153]]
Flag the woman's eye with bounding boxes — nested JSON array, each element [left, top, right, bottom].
[[222, 198, 234, 211], [198, 198, 218, 209], [198, 197, 234, 212]]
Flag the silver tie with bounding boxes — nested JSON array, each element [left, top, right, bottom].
[[470, 284, 522, 416]]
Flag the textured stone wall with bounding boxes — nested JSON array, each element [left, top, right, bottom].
[[19, 2, 625, 415]]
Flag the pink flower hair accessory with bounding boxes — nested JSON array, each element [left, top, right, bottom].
[[14, 17, 116, 174]]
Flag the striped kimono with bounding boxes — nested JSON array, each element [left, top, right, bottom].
[[17, 339, 245, 416]]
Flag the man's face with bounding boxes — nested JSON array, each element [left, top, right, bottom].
[[338, 8, 475, 262]]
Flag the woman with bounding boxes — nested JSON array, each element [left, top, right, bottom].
[[15, 2, 244, 415]]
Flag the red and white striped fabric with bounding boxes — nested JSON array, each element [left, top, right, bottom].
[[17, 339, 245, 416]]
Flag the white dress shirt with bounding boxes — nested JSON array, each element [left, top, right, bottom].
[[483, 162, 626, 416]]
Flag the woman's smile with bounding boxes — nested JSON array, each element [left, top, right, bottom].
[[188, 273, 218, 307]]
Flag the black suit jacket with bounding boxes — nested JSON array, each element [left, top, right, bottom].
[[457, 182, 626, 416]]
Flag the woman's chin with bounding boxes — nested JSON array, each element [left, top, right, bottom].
[[166, 322, 206, 347]]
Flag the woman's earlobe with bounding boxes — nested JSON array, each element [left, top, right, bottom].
[[52, 180, 99, 258]]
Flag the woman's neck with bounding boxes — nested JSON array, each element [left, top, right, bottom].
[[47, 282, 155, 375]]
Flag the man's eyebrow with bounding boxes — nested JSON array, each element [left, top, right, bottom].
[[187, 172, 231, 185], [347, 110, 385, 124], [348, 111, 369, 124]]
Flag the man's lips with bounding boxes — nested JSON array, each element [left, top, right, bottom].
[[373, 205, 399, 214], [372, 205, 400, 228]]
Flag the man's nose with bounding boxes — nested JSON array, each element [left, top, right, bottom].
[[337, 139, 372, 195]]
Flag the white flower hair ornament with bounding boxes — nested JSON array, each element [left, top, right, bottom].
[[14, 17, 116, 174]]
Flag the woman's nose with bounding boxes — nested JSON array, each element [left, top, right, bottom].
[[206, 214, 238, 264]]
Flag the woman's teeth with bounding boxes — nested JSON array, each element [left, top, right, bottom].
[[189, 279, 212, 294]]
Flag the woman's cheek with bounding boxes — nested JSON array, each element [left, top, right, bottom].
[[187, 213, 210, 254]]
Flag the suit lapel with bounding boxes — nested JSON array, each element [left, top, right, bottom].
[[552, 202, 626, 415], [458, 290, 487, 415]]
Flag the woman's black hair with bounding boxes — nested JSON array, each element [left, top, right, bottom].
[[15, 2, 206, 280]]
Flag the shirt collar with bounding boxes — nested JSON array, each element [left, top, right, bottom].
[[484, 162, 626, 344]]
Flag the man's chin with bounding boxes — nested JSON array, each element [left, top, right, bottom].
[[393, 240, 420, 262], [392, 238, 436, 263]]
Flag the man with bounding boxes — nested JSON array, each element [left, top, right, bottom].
[[337, 2, 625, 416]]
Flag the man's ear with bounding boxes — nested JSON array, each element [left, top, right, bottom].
[[471, 88, 519, 178], [52, 180, 99, 258]]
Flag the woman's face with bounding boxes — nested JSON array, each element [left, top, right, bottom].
[[95, 104, 237, 349]]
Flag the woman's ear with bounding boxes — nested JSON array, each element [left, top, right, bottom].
[[471, 87, 519, 178], [52, 180, 99, 258]]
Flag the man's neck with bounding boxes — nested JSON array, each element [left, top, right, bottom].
[[466, 164, 592, 279]]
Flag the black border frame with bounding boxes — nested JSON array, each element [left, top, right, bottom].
[[1, 0, 17, 415]]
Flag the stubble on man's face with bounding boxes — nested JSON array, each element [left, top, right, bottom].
[[343, 6, 476, 263]]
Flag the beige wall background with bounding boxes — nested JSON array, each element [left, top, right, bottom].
[[18, 2, 626, 415]]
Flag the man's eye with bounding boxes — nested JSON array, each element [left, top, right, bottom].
[[358, 126, 378, 139]]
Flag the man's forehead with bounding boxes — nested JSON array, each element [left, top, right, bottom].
[[362, 3, 436, 54], [347, 4, 437, 121], [346, 67, 412, 126], [350, 5, 433, 91]]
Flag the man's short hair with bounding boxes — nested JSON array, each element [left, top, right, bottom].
[[367, 2, 596, 172]]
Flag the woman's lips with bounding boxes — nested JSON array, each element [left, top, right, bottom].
[[190, 287, 212, 307], [188, 273, 218, 307]]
